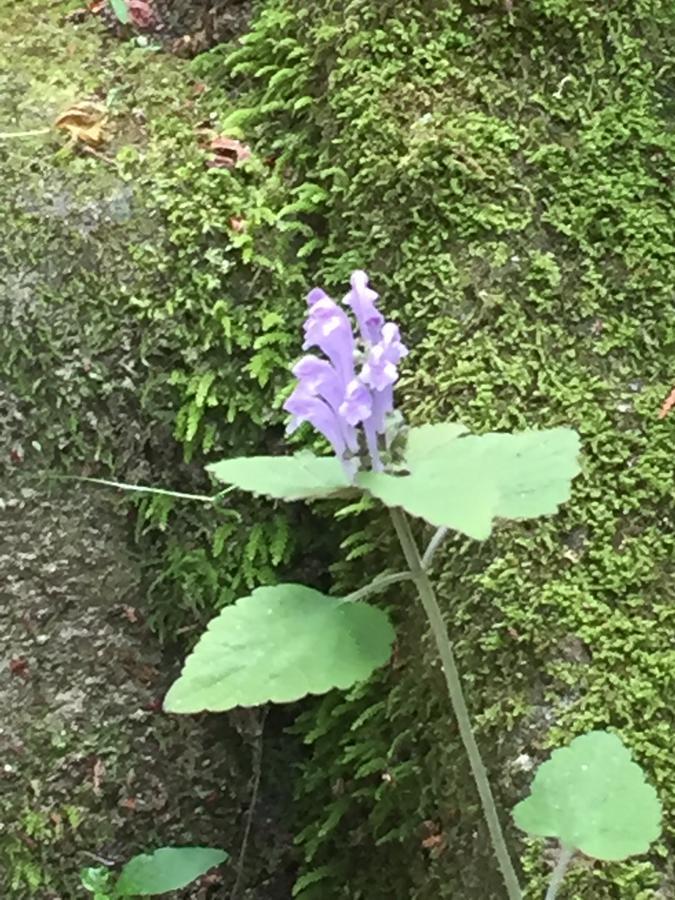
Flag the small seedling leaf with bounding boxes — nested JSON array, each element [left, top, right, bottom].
[[513, 731, 662, 860], [115, 847, 228, 895]]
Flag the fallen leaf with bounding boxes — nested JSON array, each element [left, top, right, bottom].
[[207, 136, 252, 169], [65, 6, 91, 23], [658, 385, 675, 419], [120, 797, 137, 811], [421, 820, 447, 855], [143, 696, 163, 713], [421, 832, 446, 851], [121, 605, 139, 623], [128, 0, 157, 29], [54, 102, 108, 147], [92, 758, 105, 796], [9, 657, 29, 679], [229, 216, 246, 233]]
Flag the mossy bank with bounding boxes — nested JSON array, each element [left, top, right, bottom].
[[2, 0, 674, 898]]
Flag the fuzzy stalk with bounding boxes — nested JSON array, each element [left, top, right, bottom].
[[545, 845, 575, 900], [389, 507, 522, 900]]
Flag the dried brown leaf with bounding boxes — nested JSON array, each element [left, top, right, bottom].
[[207, 136, 252, 169], [658, 385, 675, 419], [54, 102, 108, 147]]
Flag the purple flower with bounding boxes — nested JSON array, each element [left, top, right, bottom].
[[284, 383, 358, 458], [286, 270, 407, 477], [360, 323, 408, 392], [339, 379, 373, 426], [302, 295, 355, 385], [360, 323, 408, 433], [292, 355, 344, 411], [343, 270, 384, 344]]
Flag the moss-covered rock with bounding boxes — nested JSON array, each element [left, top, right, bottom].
[[0, 3, 297, 895], [197, 0, 675, 896]]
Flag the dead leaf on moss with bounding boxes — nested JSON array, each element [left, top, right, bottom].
[[92, 758, 105, 796], [421, 820, 447, 856], [659, 385, 675, 419], [128, 0, 158, 29], [54, 102, 108, 147], [206, 136, 252, 169], [229, 216, 246, 233]]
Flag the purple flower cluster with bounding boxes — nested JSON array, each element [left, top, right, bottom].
[[284, 270, 407, 476]]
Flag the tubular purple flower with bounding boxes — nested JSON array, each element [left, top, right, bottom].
[[339, 379, 373, 427], [362, 417, 384, 471], [307, 287, 328, 306], [379, 322, 408, 364], [284, 384, 356, 457], [287, 270, 407, 476], [360, 345, 399, 392], [369, 384, 394, 436], [360, 321, 408, 433], [343, 270, 384, 344], [292, 355, 344, 411], [302, 295, 356, 385]]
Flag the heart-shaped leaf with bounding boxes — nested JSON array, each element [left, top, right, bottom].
[[164, 584, 395, 713], [513, 731, 662, 860], [359, 426, 580, 540], [207, 453, 351, 501], [115, 847, 228, 896], [404, 422, 469, 468]]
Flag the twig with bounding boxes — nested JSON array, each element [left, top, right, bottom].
[[230, 709, 268, 900], [0, 127, 51, 140], [46, 474, 233, 504], [82, 144, 117, 166]]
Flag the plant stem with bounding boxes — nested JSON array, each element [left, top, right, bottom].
[[545, 845, 574, 900], [422, 525, 449, 569], [389, 508, 522, 900], [342, 570, 413, 603]]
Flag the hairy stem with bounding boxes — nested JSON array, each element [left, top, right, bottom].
[[422, 525, 449, 568], [342, 570, 413, 603], [545, 845, 574, 900], [390, 508, 522, 900]]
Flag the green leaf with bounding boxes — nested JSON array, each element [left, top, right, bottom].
[[164, 584, 395, 713], [358, 426, 580, 540], [115, 847, 228, 896], [80, 867, 113, 896], [404, 422, 468, 467], [109, 0, 130, 24], [513, 731, 661, 860], [207, 453, 352, 501]]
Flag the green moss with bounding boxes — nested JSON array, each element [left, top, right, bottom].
[[197, 0, 675, 896]]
